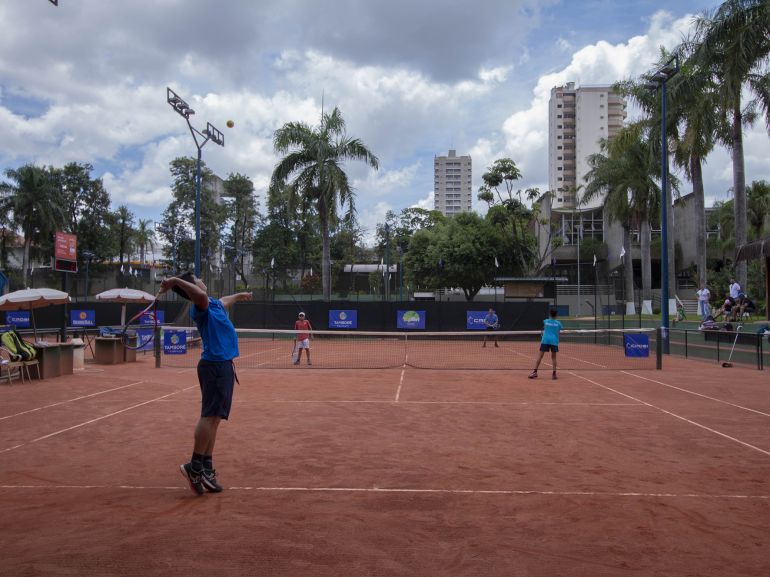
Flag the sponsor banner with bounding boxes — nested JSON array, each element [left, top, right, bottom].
[[329, 309, 357, 329], [6, 311, 30, 328], [139, 310, 164, 325], [624, 333, 650, 358], [136, 328, 154, 351], [396, 310, 425, 330], [466, 311, 491, 330], [70, 310, 96, 327], [163, 329, 187, 355]]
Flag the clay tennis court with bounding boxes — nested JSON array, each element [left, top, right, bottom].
[[1, 350, 769, 576]]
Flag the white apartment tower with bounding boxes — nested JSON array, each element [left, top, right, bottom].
[[548, 83, 626, 210], [434, 149, 472, 216]]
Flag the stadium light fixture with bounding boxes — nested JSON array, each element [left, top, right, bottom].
[[166, 87, 224, 277], [645, 55, 679, 352]]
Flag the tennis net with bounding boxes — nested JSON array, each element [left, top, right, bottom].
[[156, 327, 661, 370]]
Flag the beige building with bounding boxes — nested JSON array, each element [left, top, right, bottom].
[[434, 149, 472, 216]]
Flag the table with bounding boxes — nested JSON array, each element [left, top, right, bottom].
[[32, 343, 74, 379], [94, 337, 137, 364]]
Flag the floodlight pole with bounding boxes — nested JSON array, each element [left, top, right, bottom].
[[645, 56, 679, 353], [166, 87, 224, 278], [82, 250, 95, 301]]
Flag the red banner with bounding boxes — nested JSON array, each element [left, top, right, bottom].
[[54, 232, 77, 261]]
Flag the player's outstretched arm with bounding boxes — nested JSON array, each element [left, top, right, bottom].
[[221, 291, 253, 309], [160, 277, 209, 310]]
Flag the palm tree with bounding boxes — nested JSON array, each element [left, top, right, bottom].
[[0, 164, 66, 286], [583, 124, 662, 305], [272, 107, 379, 300], [694, 0, 770, 288], [113, 205, 135, 266], [746, 180, 770, 239], [134, 219, 155, 264]]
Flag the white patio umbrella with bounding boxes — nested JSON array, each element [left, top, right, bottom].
[[0, 287, 71, 341], [95, 287, 156, 326]]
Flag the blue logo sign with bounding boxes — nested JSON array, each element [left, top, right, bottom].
[[624, 333, 650, 358], [397, 310, 425, 330], [163, 329, 187, 355], [140, 310, 164, 325], [70, 310, 96, 327], [466, 311, 492, 330], [136, 328, 154, 351], [6, 311, 30, 328], [329, 309, 357, 329]]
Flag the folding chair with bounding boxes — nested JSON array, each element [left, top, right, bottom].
[[0, 347, 26, 383]]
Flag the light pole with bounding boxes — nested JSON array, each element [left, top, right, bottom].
[[82, 250, 95, 301], [645, 56, 679, 352], [166, 87, 224, 278]]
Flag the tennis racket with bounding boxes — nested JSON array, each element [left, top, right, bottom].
[[291, 340, 299, 363], [120, 293, 161, 350]]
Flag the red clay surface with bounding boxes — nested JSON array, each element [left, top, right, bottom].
[[1, 354, 769, 576]]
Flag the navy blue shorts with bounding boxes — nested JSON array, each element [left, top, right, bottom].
[[540, 343, 559, 352], [197, 359, 235, 419]]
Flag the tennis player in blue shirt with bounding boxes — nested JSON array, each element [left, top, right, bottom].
[[529, 308, 563, 380], [482, 307, 499, 348], [159, 272, 252, 496]]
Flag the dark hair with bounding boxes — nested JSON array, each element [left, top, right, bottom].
[[549, 308, 558, 317], [172, 271, 195, 300]]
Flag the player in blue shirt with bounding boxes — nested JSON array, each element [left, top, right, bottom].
[[160, 272, 252, 496], [482, 308, 499, 348], [529, 309, 563, 380]]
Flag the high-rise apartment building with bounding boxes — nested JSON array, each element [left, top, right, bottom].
[[548, 83, 626, 210], [434, 149, 472, 216]]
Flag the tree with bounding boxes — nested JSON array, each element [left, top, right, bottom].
[[272, 107, 379, 300], [583, 124, 663, 303], [134, 219, 155, 264], [477, 158, 541, 274], [0, 164, 66, 286], [112, 205, 135, 266], [746, 180, 770, 239], [404, 212, 505, 301], [223, 173, 260, 290], [694, 0, 770, 289], [74, 175, 115, 261]]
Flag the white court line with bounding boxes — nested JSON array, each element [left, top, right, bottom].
[[0, 380, 146, 421], [1, 484, 767, 500], [267, 400, 642, 406], [621, 371, 770, 418], [571, 372, 770, 458], [395, 368, 405, 402], [0, 385, 198, 455]]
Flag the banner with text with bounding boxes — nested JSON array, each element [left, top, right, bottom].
[[466, 311, 493, 330], [5, 311, 30, 328], [396, 310, 425, 330], [623, 333, 650, 357], [163, 330, 187, 355], [328, 309, 357, 329], [70, 310, 96, 327]]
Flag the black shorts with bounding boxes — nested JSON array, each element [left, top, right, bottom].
[[197, 359, 236, 419], [540, 343, 559, 352]]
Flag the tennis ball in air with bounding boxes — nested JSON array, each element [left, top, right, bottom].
[[226, 120, 234, 128]]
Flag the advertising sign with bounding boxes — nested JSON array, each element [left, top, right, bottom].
[[624, 333, 650, 357], [5, 311, 30, 328], [466, 311, 491, 330], [70, 310, 96, 327], [54, 231, 77, 261], [163, 329, 187, 355], [136, 328, 155, 351], [396, 310, 425, 330], [329, 309, 357, 329], [139, 310, 164, 325]]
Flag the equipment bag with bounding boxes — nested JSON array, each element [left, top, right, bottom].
[[1, 330, 36, 361]]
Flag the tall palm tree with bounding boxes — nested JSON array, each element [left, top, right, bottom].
[[746, 180, 770, 239], [272, 107, 379, 300], [114, 205, 135, 266], [694, 0, 770, 288], [134, 219, 155, 264], [583, 124, 662, 305], [0, 164, 66, 286]]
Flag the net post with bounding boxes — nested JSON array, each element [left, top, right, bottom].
[[656, 327, 662, 370], [154, 325, 161, 368], [684, 329, 688, 359]]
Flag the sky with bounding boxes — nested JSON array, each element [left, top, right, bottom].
[[1, 0, 768, 246]]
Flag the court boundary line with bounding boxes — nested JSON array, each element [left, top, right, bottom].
[[266, 400, 643, 406], [621, 371, 770, 418], [0, 483, 767, 500], [395, 367, 405, 402], [571, 372, 770, 457], [0, 384, 198, 455], [0, 380, 147, 422]]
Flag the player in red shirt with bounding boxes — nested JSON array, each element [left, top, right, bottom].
[[293, 312, 313, 365]]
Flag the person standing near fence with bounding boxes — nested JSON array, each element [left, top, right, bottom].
[[294, 312, 313, 365], [482, 308, 499, 348], [729, 278, 741, 304], [696, 283, 711, 320], [159, 272, 252, 496]]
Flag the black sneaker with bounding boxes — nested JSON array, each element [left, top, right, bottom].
[[528, 370, 538, 379], [201, 469, 223, 493], [179, 462, 204, 495]]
